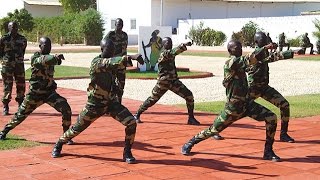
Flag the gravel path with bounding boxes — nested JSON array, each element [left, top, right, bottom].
[[39, 53, 320, 105]]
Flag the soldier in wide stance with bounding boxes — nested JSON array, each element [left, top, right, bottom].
[[181, 40, 281, 162], [51, 39, 144, 164], [134, 37, 200, 125], [248, 32, 295, 143], [0, 37, 73, 145]]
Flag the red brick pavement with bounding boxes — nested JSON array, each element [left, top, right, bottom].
[[0, 87, 319, 179]]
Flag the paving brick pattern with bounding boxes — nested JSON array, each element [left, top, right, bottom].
[[0, 86, 319, 179]]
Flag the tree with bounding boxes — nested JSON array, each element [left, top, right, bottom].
[[0, 9, 34, 33], [59, 0, 96, 13]]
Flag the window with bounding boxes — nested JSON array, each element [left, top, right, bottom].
[[130, 19, 136, 30], [111, 19, 116, 29]]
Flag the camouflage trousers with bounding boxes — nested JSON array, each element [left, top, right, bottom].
[[1, 90, 72, 134], [1, 62, 25, 104], [59, 100, 136, 148], [249, 85, 289, 123], [192, 100, 277, 143], [137, 79, 194, 114], [115, 68, 126, 103]]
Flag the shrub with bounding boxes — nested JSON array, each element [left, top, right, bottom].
[[188, 22, 226, 46], [288, 36, 302, 47], [231, 21, 262, 47], [0, 9, 34, 34]]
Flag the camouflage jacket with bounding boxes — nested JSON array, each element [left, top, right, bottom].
[[223, 56, 250, 107], [278, 34, 285, 45], [29, 52, 62, 93], [157, 44, 187, 81], [302, 35, 311, 46], [87, 55, 128, 106], [0, 32, 27, 64], [246, 47, 290, 88], [104, 30, 128, 56]]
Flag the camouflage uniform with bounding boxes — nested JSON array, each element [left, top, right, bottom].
[[278, 33, 290, 51], [104, 31, 128, 103], [247, 47, 294, 141], [136, 44, 194, 117], [182, 54, 278, 154], [0, 52, 72, 137], [57, 55, 136, 153], [0, 32, 27, 105], [302, 34, 314, 54]]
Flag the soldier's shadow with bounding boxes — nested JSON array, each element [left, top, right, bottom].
[[63, 153, 277, 178]]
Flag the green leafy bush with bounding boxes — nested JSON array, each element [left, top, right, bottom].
[[0, 9, 34, 34], [288, 36, 302, 47], [188, 22, 226, 46], [231, 21, 262, 47], [23, 8, 103, 45]]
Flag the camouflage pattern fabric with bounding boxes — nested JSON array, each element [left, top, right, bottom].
[[191, 55, 277, 142], [137, 44, 194, 113], [0, 53, 71, 134], [247, 48, 292, 123], [278, 33, 290, 51], [58, 55, 136, 148], [0, 33, 27, 104], [104, 31, 128, 103]]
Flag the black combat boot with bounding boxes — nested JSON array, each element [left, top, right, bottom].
[[212, 133, 224, 140], [263, 139, 281, 162], [63, 126, 74, 145], [3, 103, 9, 115], [280, 121, 295, 143], [51, 140, 64, 158], [0, 132, 7, 140], [187, 104, 200, 125], [181, 137, 202, 155], [0, 127, 12, 140], [134, 112, 143, 123], [123, 145, 136, 164]]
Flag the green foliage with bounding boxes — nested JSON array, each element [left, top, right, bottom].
[[59, 0, 96, 14], [312, 19, 320, 40], [231, 21, 261, 47], [288, 35, 302, 47], [188, 22, 226, 46], [24, 8, 103, 45], [0, 134, 41, 151], [0, 9, 34, 34]]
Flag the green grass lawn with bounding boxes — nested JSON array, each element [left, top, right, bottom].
[[25, 66, 206, 79], [25, 65, 90, 80], [192, 94, 320, 118], [0, 134, 41, 151], [294, 55, 320, 61]]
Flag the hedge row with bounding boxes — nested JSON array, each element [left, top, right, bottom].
[[24, 8, 104, 45]]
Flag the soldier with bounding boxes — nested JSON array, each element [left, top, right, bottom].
[[278, 32, 290, 51], [0, 21, 27, 115], [266, 33, 272, 44], [134, 37, 200, 125], [302, 33, 314, 55], [249, 32, 295, 143], [0, 37, 73, 145], [104, 18, 128, 103], [181, 40, 281, 162], [143, 29, 162, 71], [51, 39, 144, 164]]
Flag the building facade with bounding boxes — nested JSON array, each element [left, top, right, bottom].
[[0, 0, 63, 18], [98, 0, 320, 45]]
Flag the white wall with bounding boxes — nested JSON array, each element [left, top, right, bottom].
[[0, 0, 24, 18], [97, 0, 152, 44], [178, 15, 320, 47], [24, 4, 63, 17]]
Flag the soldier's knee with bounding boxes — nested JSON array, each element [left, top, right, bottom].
[[266, 113, 277, 123]]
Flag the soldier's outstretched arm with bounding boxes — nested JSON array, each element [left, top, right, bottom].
[[32, 53, 65, 67]]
